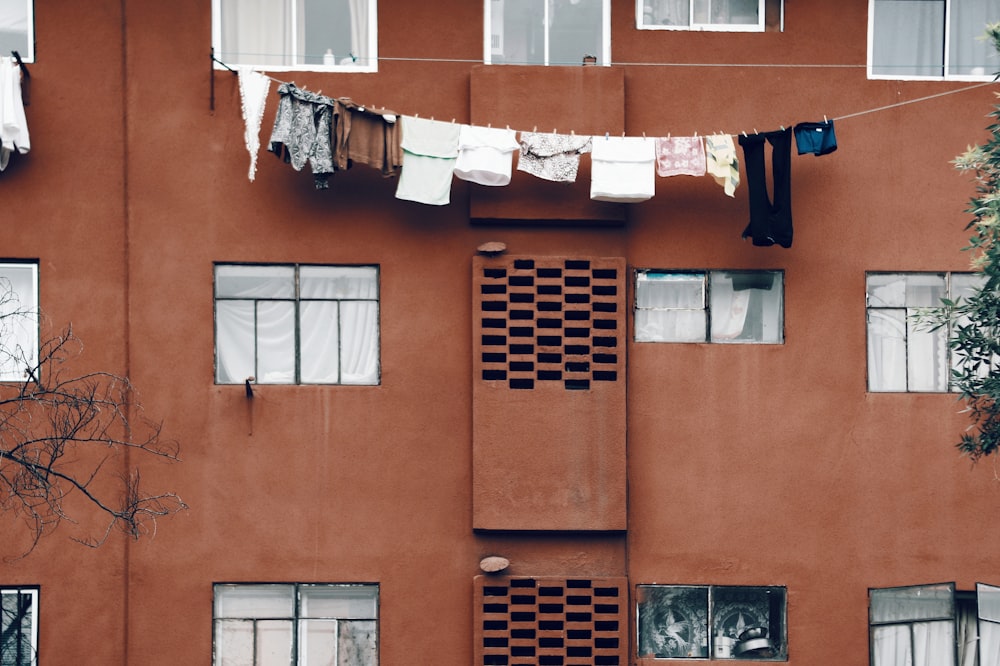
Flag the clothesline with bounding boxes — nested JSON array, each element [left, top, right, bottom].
[[218, 54, 997, 141]]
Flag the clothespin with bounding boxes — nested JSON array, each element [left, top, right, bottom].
[[552, 128, 557, 134], [693, 131, 698, 138], [754, 128, 759, 134], [533, 125, 538, 132], [604, 131, 609, 140], [824, 114, 828, 122], [451, 118, 456, 123], [780, 125, 785, 131], [742, 131, 748, 137]]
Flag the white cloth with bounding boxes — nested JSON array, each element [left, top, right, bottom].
[[0, 56, 29, 171], [590, 136, 656, 203], [238, 67, 271, 182], [454, 125, 519, 186], [395, 116, 460, 206]]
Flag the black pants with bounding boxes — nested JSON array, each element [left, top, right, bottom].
[[739, 127, 793, 248]]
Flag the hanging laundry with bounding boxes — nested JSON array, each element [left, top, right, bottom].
[[655, 136, 706, 177], [454, 125, 520, 186], [793, 119, 837, 156], [395, 116, 461, 206], [336, 99, 403, 177], [590, 135, 656, 203], [705, 134, 739, 197], [0, 56, 29, 171], [516, 132, 592, 183], [238, 67, 271, 182], [268, 83, 341, 190], [739, 127, 793, 248]]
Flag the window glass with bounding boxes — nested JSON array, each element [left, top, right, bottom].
[[635, 269, 782, 344], [866, 272, 975, 392], [0, 262, 38, 382], [638, 0, 765, 31], [870, 584, 956, 666], [213, 583, 378, 666], [214, 0, 377, 71], [0, 588, 38, 666], [214, 264, 379, 385], [486, 0, 610, 65], [869, 0, 998, 80], [636, 584, 787, 660], [0, 1, 32, 61]]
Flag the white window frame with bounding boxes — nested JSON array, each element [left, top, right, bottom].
[[484, 0, 612, 66], [211, 0, 378, 72], [213, 583, 378, 666], [0, 261, 38, 383], [1, 587, 38, 666], [634, 269, 784, 344], [636, 0, 769, 32], [0, 1, 33, 62], [867, 0, 999, 81], [214, 263, 380, 386], [865, 271, 981, 393]]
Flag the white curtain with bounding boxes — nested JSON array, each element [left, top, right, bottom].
[[949, 0, 997, 76], [220, 0, 291, 66], [635, 274, 706, 342], [871, 585, 956, 666], [219, 0, 371, 67], [979, 584, 1000, 666], [872, 0, 945, 77]]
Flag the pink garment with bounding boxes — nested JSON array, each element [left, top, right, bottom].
[[655, 136, 706, 177]]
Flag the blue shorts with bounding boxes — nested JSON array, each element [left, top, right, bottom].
[[794, 120, 837, 156]]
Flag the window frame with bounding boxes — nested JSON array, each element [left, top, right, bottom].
[[634, 268, 784, 344], [636, 583, 788, 661], [865, 271, 980, 393], [211, 0, 379, 73], [483, 0, 612, 66], [213, 262, 380, 386], [867, 0, 999, 81], [213, 582, 379, 666], [0, 261, 38, 383], [636, 0, 770, 32], [1, 586, 39, 666]]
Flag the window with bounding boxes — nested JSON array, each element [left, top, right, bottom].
[[485, 0, 610, 66], [868, 0, 999, 80], [869, 582, 1000, 666], [212, 0, 378, 71], [865, 272, 982, 392], [1, 587, 38, 666], [0, 262, 37, 382], [636, 584, 787, 660], [635, 270, 783, 344], [213, 583, 378, 666], [637, 0, 768, 31], [0, 1, 32, 62], [214, 264, 379, 385]]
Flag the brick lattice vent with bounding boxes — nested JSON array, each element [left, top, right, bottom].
[[474, 575, 628, 665], [478, 258, 624, 391]]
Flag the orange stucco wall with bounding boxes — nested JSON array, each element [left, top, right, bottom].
[[1, 1, 997, 664]]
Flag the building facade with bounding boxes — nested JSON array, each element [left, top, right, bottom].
[[1, 0, 999, 664]]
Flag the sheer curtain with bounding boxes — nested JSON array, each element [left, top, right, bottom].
[[635, 273, 706, 342], [219, 0, 371, 67], [949, 0, 997, 76], [871, 585, 956, 666], [872, 0, 945, 77], [979, 584, 1000, 666]]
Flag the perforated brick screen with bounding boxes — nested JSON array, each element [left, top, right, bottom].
[[475, 257, 625, 391], [474, 575, 628, 665]]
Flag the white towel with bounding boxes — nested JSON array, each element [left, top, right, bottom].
[[238, 67, 271, 182]]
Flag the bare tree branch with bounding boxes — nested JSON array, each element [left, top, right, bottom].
[[0, 285, 186, 557]]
